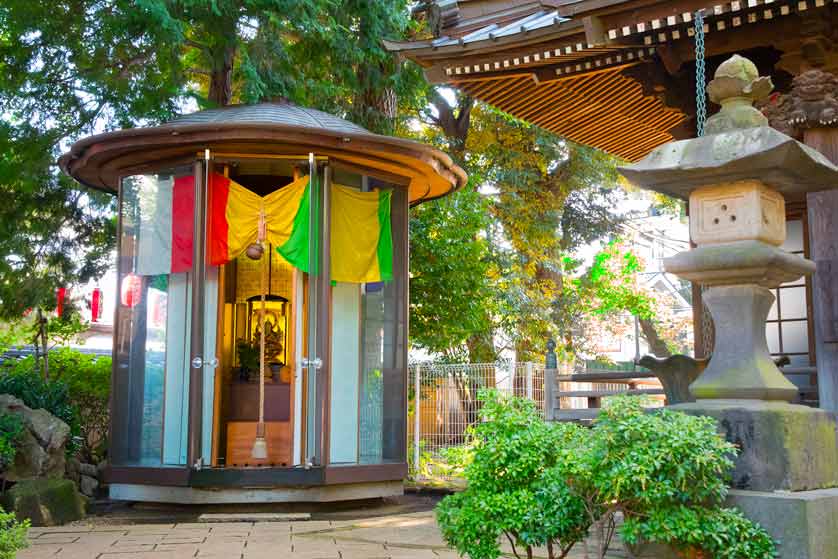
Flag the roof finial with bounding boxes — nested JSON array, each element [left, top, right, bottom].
[[704, 54, 774, 134]]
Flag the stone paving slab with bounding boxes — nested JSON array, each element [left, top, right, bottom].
[[22, 511, 628, 559]]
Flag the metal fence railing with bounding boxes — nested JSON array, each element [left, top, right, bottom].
[[407, 360, 663, 480], [406, 361, 571, 480]]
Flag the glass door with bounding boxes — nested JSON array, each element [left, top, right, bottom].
[[112, 167, 196, 468], [304, 155, 328, 465]]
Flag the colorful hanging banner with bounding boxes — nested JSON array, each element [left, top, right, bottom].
[[139, 173, 395, 285], [208, 173, 310, 267], [135, 175, 195, 276], [330, 185, 393, 284]]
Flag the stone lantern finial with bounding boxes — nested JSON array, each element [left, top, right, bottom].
[[705, 54, 774, 134]]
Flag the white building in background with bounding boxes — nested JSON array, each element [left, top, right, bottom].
[[579, 189, 694, 364]]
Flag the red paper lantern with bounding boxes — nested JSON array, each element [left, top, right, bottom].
[[56, 287, 67, 317], [121, 274, 143, 308], [91, 288, 102, 322]]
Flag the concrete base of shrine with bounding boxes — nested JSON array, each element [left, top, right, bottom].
[[670, 400, 838, 492], [109, 480, 404, 504], [727, 488, 838, 559]]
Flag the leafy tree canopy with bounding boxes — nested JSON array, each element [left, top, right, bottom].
[[0, 0, 418, 321], [0, 1, 674, 365]]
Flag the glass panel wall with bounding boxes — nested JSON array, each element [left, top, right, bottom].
[[359, 184, 408, 464], [112, 170, 193, 466]]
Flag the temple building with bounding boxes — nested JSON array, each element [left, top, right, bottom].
[[60, 103, 465, 503], [388, 0, 838, 412]]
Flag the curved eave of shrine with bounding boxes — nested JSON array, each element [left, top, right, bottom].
[[451, 66, 687, 162], [60, 122, 467, 206]]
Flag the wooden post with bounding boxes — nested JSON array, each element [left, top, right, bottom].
[[804, 128, 838, 413], [544, 340, 557, 420]]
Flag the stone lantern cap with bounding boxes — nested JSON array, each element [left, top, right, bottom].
[[619, 56, 838, 200]]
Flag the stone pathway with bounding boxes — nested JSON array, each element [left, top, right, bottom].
[[21, 511, 628, 559]]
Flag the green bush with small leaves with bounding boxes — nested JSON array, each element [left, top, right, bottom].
[[0, 413, 25, 471], [0, 348, 111, 461], [0, 360, 81, 455], [0, 507, 29, 559], [437, 392, 777, 559], [436, 391, 590, 559], [45, 348, 111, 461]]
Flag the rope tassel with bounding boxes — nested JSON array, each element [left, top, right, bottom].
[[252, 207, 269, 460]]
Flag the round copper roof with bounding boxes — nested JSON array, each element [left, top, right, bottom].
[[60, 102, 466, 205]]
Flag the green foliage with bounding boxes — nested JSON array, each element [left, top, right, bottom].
[[622, 506, 777, 559], [436, 391, 589, 559], [45, 348, 111, 461], [464, 106, 624, 360], [437, 393, 776, 559], [0, 357, 81, 456], [0, 413, 24, 471], [0, 321, 26, 355], [0, 347, 113, 461], [0, 507, 29, 559], [571, 240, 654, 320], [409, 186, 496, 360], [570, 396, 736, 509], [236, 338, 260, 375]]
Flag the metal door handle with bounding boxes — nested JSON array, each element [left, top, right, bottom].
[[301, 357, 323, 369], [191, 357, 219, 369]]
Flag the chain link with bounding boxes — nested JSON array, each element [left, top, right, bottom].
[[694, 10, 707, 137]]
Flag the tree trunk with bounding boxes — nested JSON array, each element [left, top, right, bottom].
[[427, 89, 473, 162], [207, 43, 236, 107], [36, 307, 49, 380], [638, 317, 672, 358]]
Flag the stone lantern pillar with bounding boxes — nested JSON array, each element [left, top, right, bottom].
[[621, 55, 838, 559]]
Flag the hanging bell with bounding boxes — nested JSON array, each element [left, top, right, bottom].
[[246, 242, 264, 260]]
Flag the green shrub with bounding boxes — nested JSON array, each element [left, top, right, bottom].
[[0, 356, 81, 456], [0, 413, 25, 470], [436, 391, 589, 559], [436, 392, 777, 559], [0, 507, 29, 559], [621, 506, 778, 559], [46, 348, 111, 461]]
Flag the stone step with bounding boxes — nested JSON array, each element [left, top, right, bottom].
[[198, 512, 312, 523]]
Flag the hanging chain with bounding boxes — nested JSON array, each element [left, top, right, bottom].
[[694, 9, 707, 137]]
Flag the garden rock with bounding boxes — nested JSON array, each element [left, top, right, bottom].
[[96, 459, 108, 481], [65, 457, 81, 485], [1, 478, 85, 526], [79, 475, 99, 498], [0, 394, 70, 481], [79, 462, 97, 478]]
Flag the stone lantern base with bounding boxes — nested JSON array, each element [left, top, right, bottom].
[[669, 401, 838, 559], [671, 400, 838, 492], [726, 488, 838, 559]]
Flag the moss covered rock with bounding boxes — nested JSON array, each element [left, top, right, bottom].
[[1, 479, 85, 526]]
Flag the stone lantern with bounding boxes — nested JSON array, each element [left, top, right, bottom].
[[620, 55, 838, 559]]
